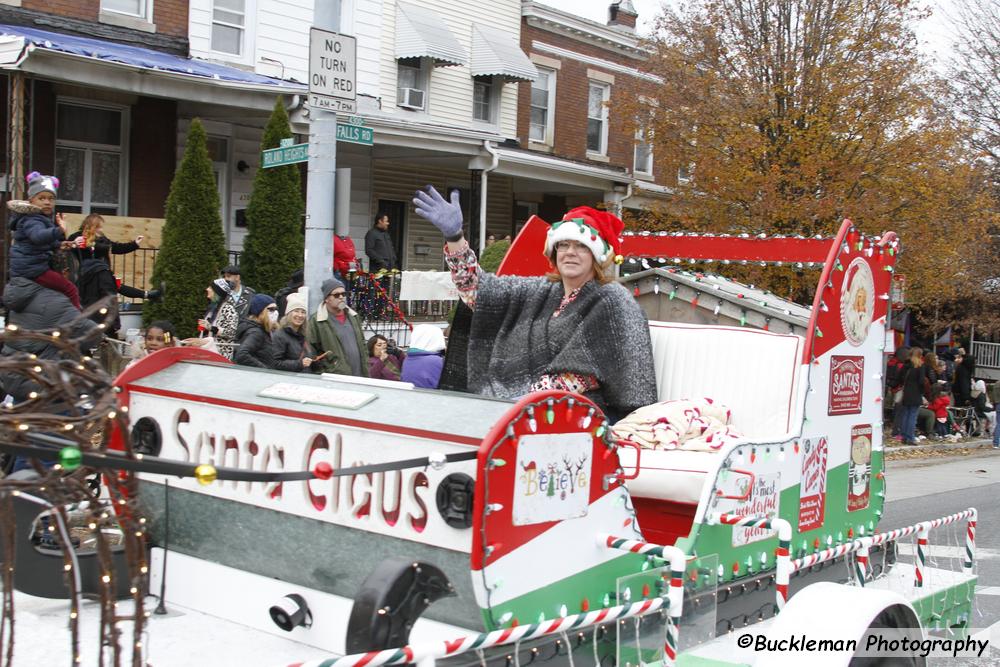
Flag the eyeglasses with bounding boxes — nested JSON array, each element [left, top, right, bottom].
[[555, 240, 588, 253], [329, 292, 346, 298], [266, 306, 278, 312]]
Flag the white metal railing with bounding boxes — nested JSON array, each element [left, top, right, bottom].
[[971, 340, 1000, 369]]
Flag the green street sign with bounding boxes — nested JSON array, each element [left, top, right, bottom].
[[261, 142, 309, 168], [336, 123, 373, 146]]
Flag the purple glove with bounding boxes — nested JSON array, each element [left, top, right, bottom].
[[413, 186, 464, 241]]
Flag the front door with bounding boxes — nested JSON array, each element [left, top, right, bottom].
[[377, 199, 406, 269]]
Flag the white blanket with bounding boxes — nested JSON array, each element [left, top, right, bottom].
[[612, 398, 743, 452]]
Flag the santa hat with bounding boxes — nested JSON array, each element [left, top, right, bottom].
[[543, 207, 625, 265]]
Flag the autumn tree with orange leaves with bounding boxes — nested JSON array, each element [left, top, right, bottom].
[[623, 0, 999, 330]]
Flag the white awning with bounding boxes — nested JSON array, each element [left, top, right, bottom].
[[395, 1, 468, 67], [470, 24, 537, 82]]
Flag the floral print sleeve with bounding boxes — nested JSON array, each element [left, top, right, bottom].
[[443, 239, 482, 309], [530, 372, 600, 395]]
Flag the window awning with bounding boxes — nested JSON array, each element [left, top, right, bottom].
[[470, 24, 537, 82], [395, 2, 468, 67], [0, 24, 305, 92]]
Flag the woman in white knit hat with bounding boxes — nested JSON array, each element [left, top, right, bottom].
[[272, 290, 323, 373]]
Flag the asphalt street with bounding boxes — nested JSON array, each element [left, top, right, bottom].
[[883, 449, 1000, 665]]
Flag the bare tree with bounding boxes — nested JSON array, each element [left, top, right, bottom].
[[950, 0, 1000, 163]]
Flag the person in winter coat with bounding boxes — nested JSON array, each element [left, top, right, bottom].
[[954, 352, 975, 406], [401, 324, 445, 389], [899, 348, 930, 445], [0, 278, 99, 402], [367, 334, 406, 381], [305, 278, 368, 377], [67, 212, 143, 265], [199, 278, 240, 359], [272, 292, 322, 373], [234, 294, 279, 369], [334, 234, 358, 281], [925, 385, 951, 438], [989, 380, 1000, 448], [364, 213, 397, 272], [7, 171, 80, 309], [222, 264, 256, 319], [413, 186, 656, 421], [273, 269, 304, 319], [886, 346, 909, 440], [77, 258, 161, 335]]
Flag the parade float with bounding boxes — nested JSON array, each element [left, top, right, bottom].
[[2, 219, 980, 666]]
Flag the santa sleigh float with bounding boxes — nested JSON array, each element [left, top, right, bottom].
[[104, 219, 977, 666]]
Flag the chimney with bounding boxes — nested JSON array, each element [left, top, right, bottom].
[[607, 1, 637, 32]]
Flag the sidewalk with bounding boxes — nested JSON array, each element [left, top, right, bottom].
[[885, 436, 995, 456]]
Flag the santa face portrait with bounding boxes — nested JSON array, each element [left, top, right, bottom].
[[841, 258, 875, 346]]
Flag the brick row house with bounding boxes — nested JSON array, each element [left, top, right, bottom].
[[0, 0, 673, 281]]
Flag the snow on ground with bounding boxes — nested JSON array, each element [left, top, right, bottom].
[[3, 589, 332, 666]]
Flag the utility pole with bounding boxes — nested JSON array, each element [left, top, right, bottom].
[[304, 0, 343, 314]]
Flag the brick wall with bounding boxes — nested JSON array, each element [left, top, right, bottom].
[[518, 20, 666, 184], [22, 0, 188, 38], [129, 97, 176, 217]]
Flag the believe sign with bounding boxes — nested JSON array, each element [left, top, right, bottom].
[[309, 27, 357, 114]]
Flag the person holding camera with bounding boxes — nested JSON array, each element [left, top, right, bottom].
[[367, 334, 406, 381]]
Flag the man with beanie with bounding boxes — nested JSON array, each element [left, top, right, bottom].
[[306, 277, 368, 377], [222, 264, 256, 319]]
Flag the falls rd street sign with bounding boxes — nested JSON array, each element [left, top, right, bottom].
[[336, 123, 373, 146], [261, 125, 373, 167], [309, 27, 357, 114]]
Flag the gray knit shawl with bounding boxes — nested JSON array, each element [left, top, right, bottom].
[[467, 274, 658, 419]]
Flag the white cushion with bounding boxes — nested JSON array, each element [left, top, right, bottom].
[[647, 322, 803, 440], [620, 448, 724, 504]]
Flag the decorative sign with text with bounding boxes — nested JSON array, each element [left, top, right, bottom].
[[829, 355, 864, 416], [732, 472, 780, 546], [798, 437, 828, 532], [848, 424, 872, 512], [513, 433, 592, 526]]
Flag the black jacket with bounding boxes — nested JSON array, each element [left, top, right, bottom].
[[364, 227, 396, 271], [954, 357, 976, 406], [0, 278, 99, 400], [272, 325, 311, 372], [66, 232, 139, 265], [234, 318, 275, 369], [901, 363, 930, 407], [77, 259, 146, 335]]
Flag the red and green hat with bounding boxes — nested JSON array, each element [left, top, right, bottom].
[[543, 206, 625, 265]]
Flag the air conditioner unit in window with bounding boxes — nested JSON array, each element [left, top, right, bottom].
[[398, 87, 425, 110]]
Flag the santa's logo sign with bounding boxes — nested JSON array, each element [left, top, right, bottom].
[[829, 355, 864, 416]]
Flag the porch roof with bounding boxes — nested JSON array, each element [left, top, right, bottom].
[[0, 24, 304, 109]]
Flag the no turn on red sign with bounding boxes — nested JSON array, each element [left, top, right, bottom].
[[309, 27, 357, 113]]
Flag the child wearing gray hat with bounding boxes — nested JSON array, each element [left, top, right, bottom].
[[6, 171, 80, 309]]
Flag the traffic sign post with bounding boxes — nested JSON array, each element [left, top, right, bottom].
[[309, 27, 357, 113]]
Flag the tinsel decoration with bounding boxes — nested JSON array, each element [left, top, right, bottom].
[[0, 297, 148, 667]]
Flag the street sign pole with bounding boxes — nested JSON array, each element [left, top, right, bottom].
[[304, 0, 343, 315]]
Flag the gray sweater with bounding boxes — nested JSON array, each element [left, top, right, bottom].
[[467, 275, 657, 420]]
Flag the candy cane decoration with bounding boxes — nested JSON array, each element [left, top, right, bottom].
[[599, 535, 686, 667], [965, 509, 977, 575], [915, 526, 928, 588], [854, 538, 872, 587], [705, 514, 791, 611], [289, 595, 667, 667], [791, 509, 977, 573]]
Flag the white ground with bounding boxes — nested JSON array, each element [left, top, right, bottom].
[[2, 592, 331, 666]]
